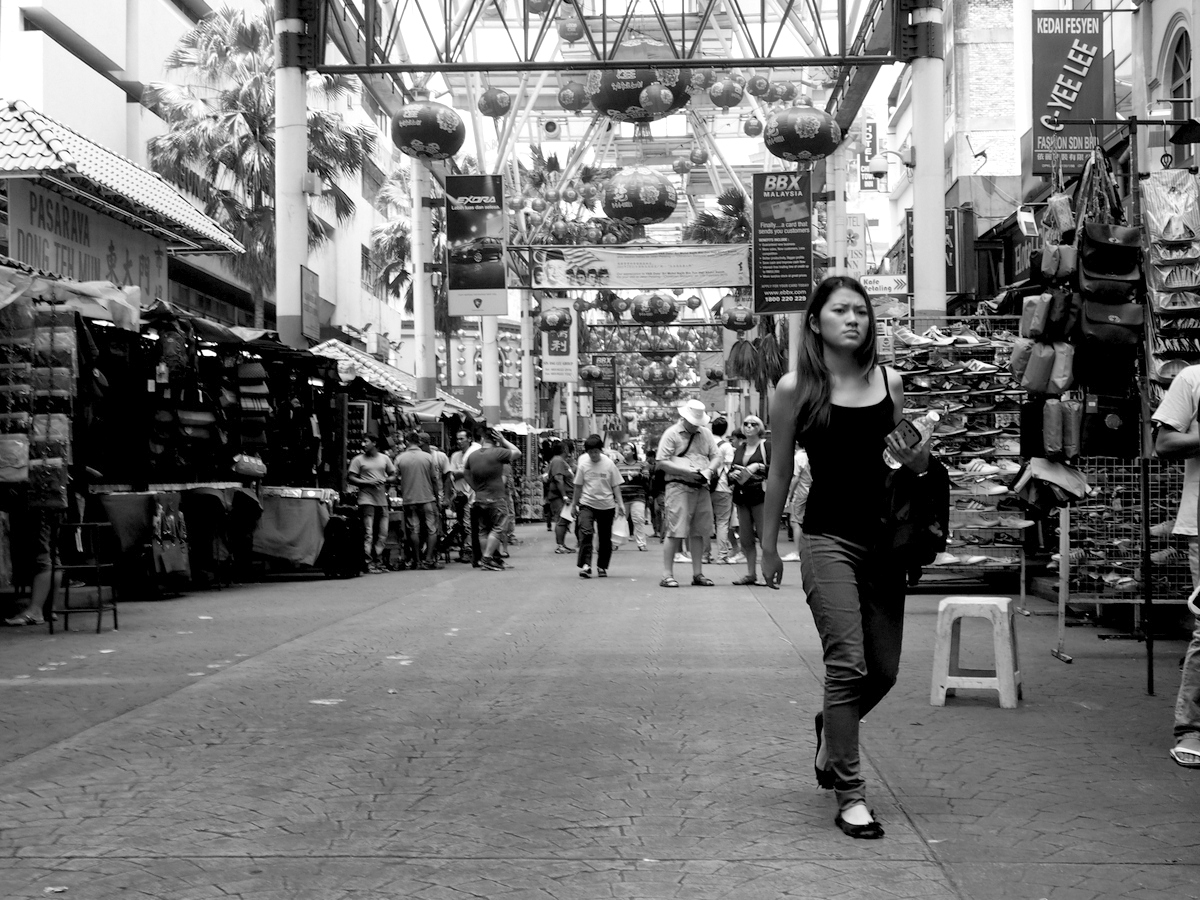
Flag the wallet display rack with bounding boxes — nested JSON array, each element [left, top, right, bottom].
[[884, 313, 1030, 601]]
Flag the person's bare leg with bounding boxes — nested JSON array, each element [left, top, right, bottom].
[[662, 537, 679, 581], [689, 534, 705, 577]]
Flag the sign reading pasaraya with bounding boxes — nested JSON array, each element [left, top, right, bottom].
[[8, 179, 168, 300], [1031, 10, 1104, 175], [751, 172, 813, 313], [445, 174, 508, 316], [509, 244, 749, 290]]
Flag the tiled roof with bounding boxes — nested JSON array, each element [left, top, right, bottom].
[[310, 339, 481, 415], [0, 99, 243, 254]]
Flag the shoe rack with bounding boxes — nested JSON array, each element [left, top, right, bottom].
[[885, 315, 1030, 597]]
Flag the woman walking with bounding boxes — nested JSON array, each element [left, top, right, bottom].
[[730, 415, 770, 585], [617, 444, 651, 550], [568, 434, 625, 578], [760, 276, 931, 840]]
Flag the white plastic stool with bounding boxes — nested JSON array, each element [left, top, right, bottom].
[[930, 596, 1022, 709]]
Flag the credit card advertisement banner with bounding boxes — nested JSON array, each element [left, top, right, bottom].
[[446, 174, 508, 316], [1031, 11, 1104, 175], [751, 172, 812, 313]]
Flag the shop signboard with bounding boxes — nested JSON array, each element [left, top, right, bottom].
[[300, 265, 320, 341], [844, 213, 867, 277], [1031, 10, 1104, 175], [445, 174, 508, 316], [905, 209, 969, 293], [751, 172, 813, 313], [860, 274, 908, 296], [540, 295, 578, 383], [858, 122, 879, 191], [590, 352, 617, 416], [7, 178, 168, 301], [510, 244, 749, 290], [697, 350, 725, 413]]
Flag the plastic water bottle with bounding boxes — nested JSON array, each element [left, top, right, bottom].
[[883, 411, 940, 469]]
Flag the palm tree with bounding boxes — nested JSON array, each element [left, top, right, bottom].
[[681, 187, 751, 244], [144, 1, 376, 327]]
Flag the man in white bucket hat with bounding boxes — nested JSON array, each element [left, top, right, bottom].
[[654, 399, 720, 588]]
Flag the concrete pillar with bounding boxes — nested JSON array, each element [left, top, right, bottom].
[[480, 315, 501, 423], [273, 3, 307, 345], [410, 152, 437, 400], [911, 4, 947, 321], [788, 314, 801, 373], [830, 146, 848, 272], [521, 292, 535, 424]]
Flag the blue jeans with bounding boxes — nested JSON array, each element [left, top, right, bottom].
[[800, 532, 906, 809], [1177, 538, 1200, 742]]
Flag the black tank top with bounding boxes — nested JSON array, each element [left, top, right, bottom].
[[800, 380, 895, 547]]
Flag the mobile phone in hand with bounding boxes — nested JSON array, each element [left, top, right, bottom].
[[888, 419, 923, 450]]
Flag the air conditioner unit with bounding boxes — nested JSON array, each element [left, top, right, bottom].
[[540, 119, 561, 138]]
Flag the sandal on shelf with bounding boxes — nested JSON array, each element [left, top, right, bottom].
[[659, 576, 680, 588], [732, 575, 759, 585], [692, 574, 715, 586]]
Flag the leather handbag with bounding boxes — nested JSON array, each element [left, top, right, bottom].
[[1079, 222, 1142, 302], [1079, 300, 1144, 345], [1081, 393, 1140, 458]]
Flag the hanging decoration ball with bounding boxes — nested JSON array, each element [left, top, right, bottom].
[[672, 287, 685, 296], [579, 364, 603, 382], [722, 304, 757, 332], [688, 69, 716, 92], [544, 188, 561, 203], [561, 186, 579, 203], [506, 196, 524, 212], [527, 0, 552, 13], [585, 38, 692, 123], [639, 82, 675, 116], [579, 182, 599, 200], [777, 82, 798, 102], [558, 14, 585, 43], [602, 233, 619, 244], [538, 307, 573, 332], [689, 146, 710, 166], [763, 104, 843, 164], [672, 159, 693, 176], [572, 298, 591, 312], [391, 101, 466, 160], [642, 362, 675, 385], [764, 83, 783, 104], [707, 78, 744, 111], [602, 165, 677, 225], [631, 292, 679, 324], [477, 87, 512, 119], [530, 197, 548, 212], [558, 80, 589, 114], [584, 226, 603, 243], [729, 72, 747, 86], [743, 117, 764, 137], [612, 296, 632, 313], [686, 294, 703, 310], [746, 74, 771, 97], [551, 220, 569, 239]]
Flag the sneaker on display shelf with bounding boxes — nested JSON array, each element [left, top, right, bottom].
[[893, 325, 934, 347], [921, 326, 956, 346], [932, 551, 961, 566], [1150, 519, 1177, 537]]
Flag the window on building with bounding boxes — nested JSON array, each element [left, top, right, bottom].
[[362, 158, 386, 212], [361, 245, 381, 297], [1171, 30, 1194, 164]]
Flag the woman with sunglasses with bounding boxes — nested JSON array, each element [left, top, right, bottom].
[[760, 276, 931, 840], [729, 415, 770, 585]]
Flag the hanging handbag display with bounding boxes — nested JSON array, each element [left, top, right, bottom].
[[1078, 222, 1142, 302], [1079, 300, 1144, 345], [1081, 393, 1140, 459]]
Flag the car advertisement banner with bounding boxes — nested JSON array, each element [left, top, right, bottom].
[[508, 244, 749, 289], [540, 295, 578, 383], [751, 172, 812, 313], [1031, 10, 1104, 176], [445, 174, 507, 316]]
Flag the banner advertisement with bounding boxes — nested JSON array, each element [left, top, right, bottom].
[[844, 213, 867, 277], [1031, 11, 1104, 176], [697, 351, 726, 413], [540, 297, 578, 383], [510, 244, 749, 290], [447, 385, 524, 420], [858, 122, 879, 191], [445, 174, 508, 316], [300, 265, 320, 341], [590, 352, 617, 415], [906, 209, 968, 294], [751, 172, 813, 313]]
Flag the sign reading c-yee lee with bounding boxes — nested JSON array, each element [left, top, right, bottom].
[[1031, 10, 1104, 176], [445, 174, 508, 316], [751, 172, 813, 313]]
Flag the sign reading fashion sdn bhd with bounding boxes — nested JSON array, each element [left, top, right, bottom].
[[1031, 10, 1104, 176], [7, 179, 168, 300], [509, 244, 749, 290], [445, 174, 508, 317], [751, 172, 813, 313]]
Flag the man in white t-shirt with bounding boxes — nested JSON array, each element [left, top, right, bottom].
[[1151, 365, 1200, 769], [569, 434, 625, 578]]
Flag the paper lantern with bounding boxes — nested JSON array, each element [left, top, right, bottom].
[[746, 75, 771, 97], [527, 0, 551, 12], [639, 82, 675, 116], [764, 83, 783, 104], [558, 80, 589, 114], [672, 159, 693, 175], [602, 166, 677, 225], [764, 102, 843, 164], [558, 14, 584, 43], [686, 294, 703, 310], [723, 304, 756, 332], [585, 38, 691, 123], [572, 298, 591, 312], [391, 101, 465, 161], [689, 146, 709, 166], [777, 82, 798, 103], [743, 117, 763, 137], [708, 78, 744, 110], [538, 307, 572, 332], [477, 87, 512, 118], [631, 292, 679, 324], [561, 186, 579, 202]]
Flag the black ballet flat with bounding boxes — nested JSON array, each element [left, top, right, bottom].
[[834, 810, 885, 840], [814, 712, 834, 790]]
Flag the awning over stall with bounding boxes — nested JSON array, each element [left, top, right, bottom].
[[309, 339, 480, 416]]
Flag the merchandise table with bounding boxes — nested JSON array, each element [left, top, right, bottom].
[[251, 487, 338, 568]]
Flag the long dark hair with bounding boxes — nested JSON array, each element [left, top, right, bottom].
[[793, 275, 878, 439]]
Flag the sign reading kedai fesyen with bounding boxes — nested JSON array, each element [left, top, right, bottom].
[[1031, 11, 1104, 176]]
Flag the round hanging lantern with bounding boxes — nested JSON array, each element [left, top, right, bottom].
[[642, 362, 675, 385], [579, 182, 599, 200], [631, 292, 679, 324], [746, 74, 771, 97], [545, 188, 561, 203], [562, 186, 579, 202], [558, 80, 589, 114], [477, 87, 512, 118], [743, 117, 763, 137], [530, 197, 547, 212], [777, 82, 798, 103], [572, 298, 591, 312], [602, 166, 677, 225], [706, 366, 725, 382], [639, 82, 675, 116], [585, 38, 691, 123], [686, 294, 703, 310], [689, 146, 709, 166], [538, 307, 573, 332], [527, 0, 551, 12], [579, 364, 603, 382], [391, 101, 466, 161], [672, 159, 693, 175], [558, 14, 585, 43], [764, 104, 843, 164], [764, 83, 783, 104], [612, 296, 632, 313], [602, 233, 619, 244], [688, 69, 716, 92], [584, 226, 603, 243], [707, 78, 744, 111], [723, 303, 756, 332]]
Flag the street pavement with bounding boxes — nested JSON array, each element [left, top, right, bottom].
[[0, 524, 1197, 900]]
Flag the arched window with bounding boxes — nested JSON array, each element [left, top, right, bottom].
[[1171, 31, 1192, 119]]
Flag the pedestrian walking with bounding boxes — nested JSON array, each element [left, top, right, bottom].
[[465, 427, 521, 571], [761, 275, 931, 840], [655, 399, 720, 588], [347, 434, 395, 574], [544, 440, 574, 553], [448, 429, 480, 564], [782, 448, 812, 562], [394, 429, 443, 570], [707, 416, 735, 565], [617, 443, 650, 551], [569, 434, 625, 578], [730, 415, 771, 585], [1150, 363, 1200, 770]]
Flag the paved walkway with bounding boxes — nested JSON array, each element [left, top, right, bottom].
[[0, 525, 1197, 900]]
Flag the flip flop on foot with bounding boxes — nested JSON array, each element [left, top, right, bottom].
[[1169, 739, 1200, 768], [732, 575, 759, 585], [692, 574, 715, 586], [659, 576, 679, 588]]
